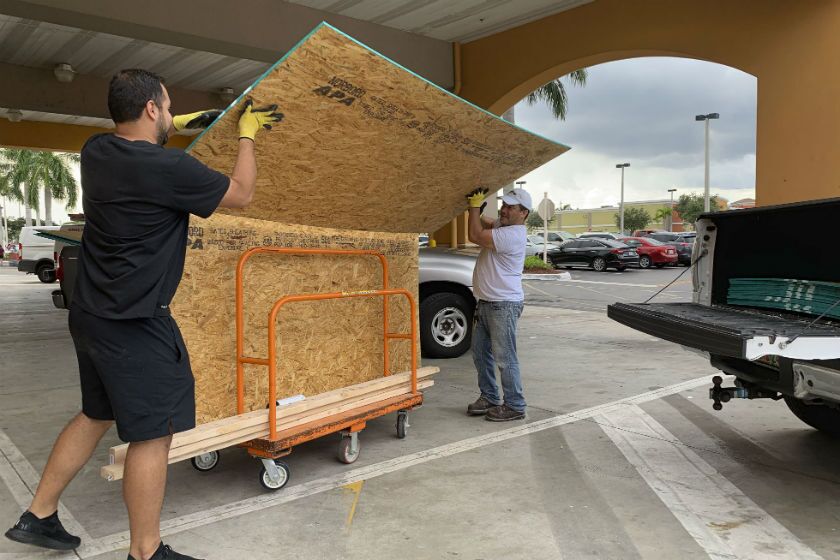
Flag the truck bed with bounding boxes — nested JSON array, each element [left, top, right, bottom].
[[607, 302, 840, 360]]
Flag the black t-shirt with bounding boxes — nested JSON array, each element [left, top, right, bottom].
[[73, 134, 229, 319]]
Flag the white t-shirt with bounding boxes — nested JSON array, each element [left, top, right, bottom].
[[472, 223, 527, 302]]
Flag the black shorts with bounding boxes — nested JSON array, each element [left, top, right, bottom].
[[69, 306, 196, 442]]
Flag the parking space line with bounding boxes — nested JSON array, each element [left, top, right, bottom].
[[73, 375, 711, 558], [0, 430, 92, 544], [560, 279, 659, 288], [600, 405, 823, 560]]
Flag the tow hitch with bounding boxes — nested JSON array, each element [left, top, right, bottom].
[[709, 375, 782, 411]]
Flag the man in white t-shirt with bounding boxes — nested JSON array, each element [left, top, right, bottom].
[[465, 187, 531, 421]]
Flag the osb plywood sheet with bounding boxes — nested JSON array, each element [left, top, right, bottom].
[[172, 213, 417, 423], [187, 22, 569, 234]]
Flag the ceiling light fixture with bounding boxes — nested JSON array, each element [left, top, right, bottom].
[[53, 63, 76, 83], [6, 109, 23, 122], [218, 87, 236, 104]]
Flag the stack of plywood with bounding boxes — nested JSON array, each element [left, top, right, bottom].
[[170, 22, 567, 425]]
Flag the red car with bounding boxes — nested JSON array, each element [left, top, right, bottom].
[[617, 237, 678, 268]]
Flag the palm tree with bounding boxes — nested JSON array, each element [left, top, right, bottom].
[[654, 207, 673, 230], [0, 149, 79, 225], [525, 69, 589, 120], [0, 157, 23, 245], [492, 70, 588, 220]]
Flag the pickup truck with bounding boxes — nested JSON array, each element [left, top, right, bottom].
[[52, 241, 477, 360], [608, 198, 840, 436]]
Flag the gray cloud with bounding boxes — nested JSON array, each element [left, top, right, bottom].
[[514, 57, 757, 175]]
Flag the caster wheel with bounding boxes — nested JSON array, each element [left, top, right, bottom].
[[396, 412, 409, 439], [337, 435, 360, 464], [191, 451, 220, 472], [713, 402, 723, 411], [712, 375, 723, 385], [259, 460, 290, 491]]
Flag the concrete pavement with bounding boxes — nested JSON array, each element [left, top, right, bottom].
[[2, 268, 839, 559]]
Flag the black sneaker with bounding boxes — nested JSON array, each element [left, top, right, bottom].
[[485, 405, 525, 422], [128, 542, 204, 560], [5, 510, 81, 551], [467, 396, 497, 416]]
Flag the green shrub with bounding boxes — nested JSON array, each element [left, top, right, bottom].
[[524, 255, 551, 270]]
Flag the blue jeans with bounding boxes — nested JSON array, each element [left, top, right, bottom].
[[471, 300, 525, 412]]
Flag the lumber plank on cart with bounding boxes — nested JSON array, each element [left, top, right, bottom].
[[109, 366, 437, 464], [102, 367, 437, 480], [101, 380, 432, 482]]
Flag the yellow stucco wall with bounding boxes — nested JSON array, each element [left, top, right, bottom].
[[459, 0, 840, 207], [0, 120, 191, 153]]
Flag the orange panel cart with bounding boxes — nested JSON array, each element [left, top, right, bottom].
[[190, 247, 422, 491]]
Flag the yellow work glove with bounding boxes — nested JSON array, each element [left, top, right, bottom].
[[238, 99, 284, 141], [172, 109, 222, 132], [466, 188, 489, 208]]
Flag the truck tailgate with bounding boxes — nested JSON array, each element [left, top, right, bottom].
[[608, 302, 840, 360]]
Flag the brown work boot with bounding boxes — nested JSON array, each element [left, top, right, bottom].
[[485, 404, 525, 422], [467, 396, 497, 416]]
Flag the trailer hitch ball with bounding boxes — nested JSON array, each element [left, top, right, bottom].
[[710, 375, 737, 411]]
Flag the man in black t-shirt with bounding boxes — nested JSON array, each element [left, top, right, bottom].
[[5, 69, 281, 560]]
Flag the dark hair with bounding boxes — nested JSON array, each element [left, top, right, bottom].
[[107, 69, 166, 123]]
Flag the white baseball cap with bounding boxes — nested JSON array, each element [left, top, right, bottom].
[[501, 188, 533, 211]]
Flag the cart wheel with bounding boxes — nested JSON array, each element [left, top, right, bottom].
[[337, 435, 361, 464], [191, 451, 220, 472], [396, 411, 409, 439], [259, 460, 290, 491]]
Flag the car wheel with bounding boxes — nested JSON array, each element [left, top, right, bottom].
[[784, 396, 840, 437], [592, 257, 607, 272], [638, 255, 651, 269], [36, 263, 56, 283], [420, 292, 474, 359]]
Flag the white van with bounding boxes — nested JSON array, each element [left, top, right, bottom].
[[18, 226, 60, 283]]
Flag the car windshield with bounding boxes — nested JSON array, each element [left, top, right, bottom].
[[527, 235, 545, 244], [644, 238, 665, 246]]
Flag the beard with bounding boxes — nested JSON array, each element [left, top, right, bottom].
[[155, 115, 169, 146]]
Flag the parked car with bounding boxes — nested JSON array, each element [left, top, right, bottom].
[[617, 236, 678, 268], [526, 235, 561, 260], [578, 232, 620, 240], [533, 231, 575, 245], [645, 231, 693, 265], [550, 238, 639, 271], [632, 229, 664, 237], [17, 226, 59, 282], [418, 249, 477, 358], [52, 244, 80, 309]]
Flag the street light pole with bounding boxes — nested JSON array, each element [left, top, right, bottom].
[[515, 180, 526, 191], [695, 113, 719, 212], [0, 198, 7, 248], [667, 188, 677, 232], [615, 163, 630, 234]]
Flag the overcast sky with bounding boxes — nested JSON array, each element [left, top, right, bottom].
[[512, 57, 757, 210]]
